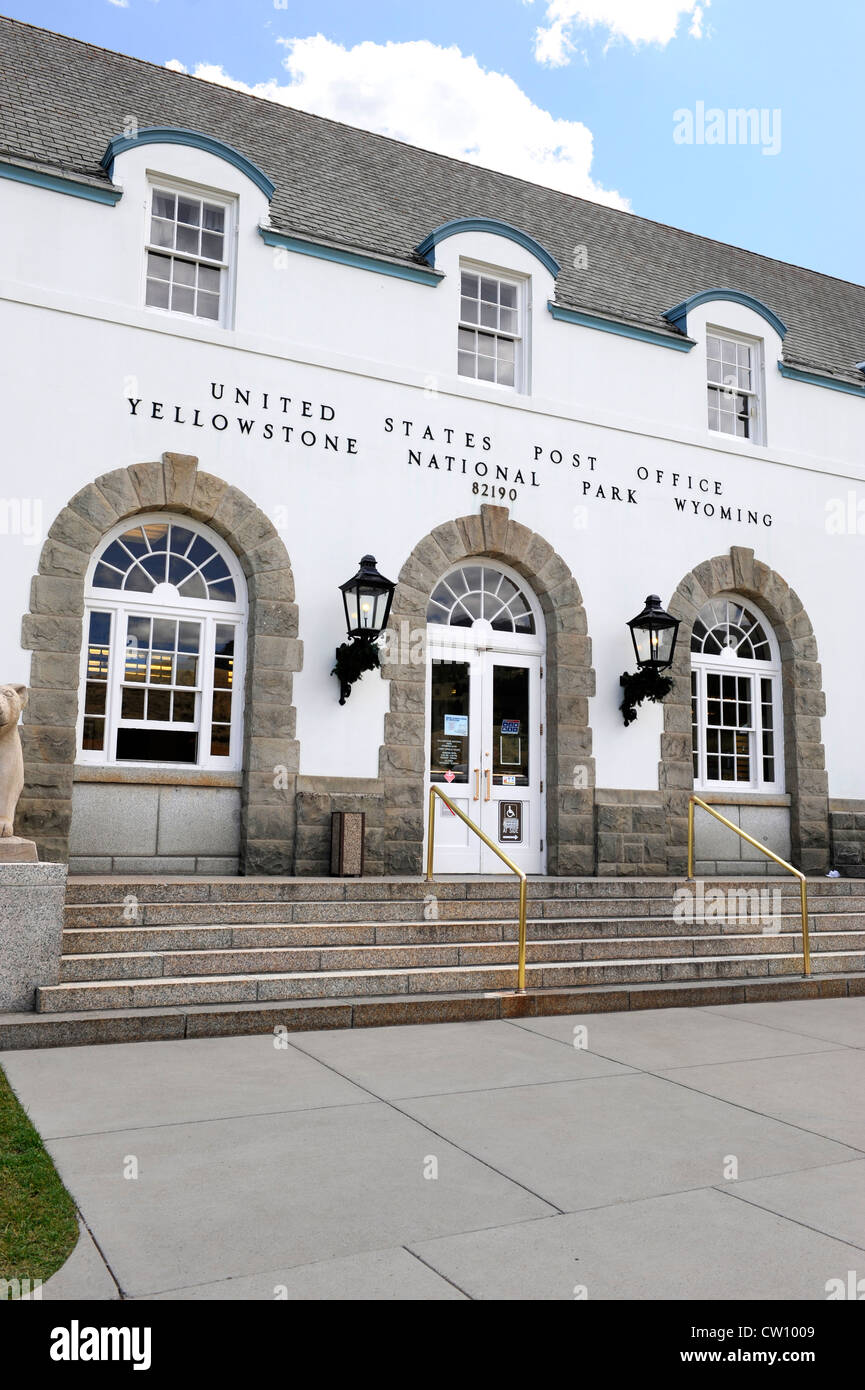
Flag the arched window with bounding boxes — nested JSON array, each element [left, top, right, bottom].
[[690, 596, 783, 792], [78, 515, 246, 769], [426, 564, 536, 633]]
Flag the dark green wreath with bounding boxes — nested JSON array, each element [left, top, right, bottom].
[[333, 638, 381, 704], [619, 669, 674, 727]]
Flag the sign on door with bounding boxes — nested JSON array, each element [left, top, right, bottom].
[[499, 801, 523, 844]]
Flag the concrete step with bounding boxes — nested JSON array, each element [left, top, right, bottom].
[[4, 972, 860, 1049], [59, 913, 865, 957], [37, 947, 865, 1013], [62, 895, 865, 930], [57, 930, 856, 983], [63, 875, 865, 906]]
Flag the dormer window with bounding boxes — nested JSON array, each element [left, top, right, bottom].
[[707, 331, 763, 441], [144, 182, 233, 325], [458, 266, 525, 390]]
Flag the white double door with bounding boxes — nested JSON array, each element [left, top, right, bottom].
[[426, 633, 545, 874]]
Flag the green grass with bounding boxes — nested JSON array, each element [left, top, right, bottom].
[[0, 1064, 78, 1288]]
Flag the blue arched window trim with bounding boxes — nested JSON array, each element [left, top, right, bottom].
[[665, 288, 787, 340], [101, 127, 275, 200], [416, 218, 560, 277]]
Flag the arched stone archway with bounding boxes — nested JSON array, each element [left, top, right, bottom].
[[660, 545, 829, 873], [18, 453, 302, 873], [377, 503, 596, 875]]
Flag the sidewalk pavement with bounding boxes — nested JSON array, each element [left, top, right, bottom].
[[3, 997, 865, 1300]]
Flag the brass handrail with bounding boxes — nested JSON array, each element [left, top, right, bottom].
[[426, 784, 528, 992], [687, 794, 811, 977]]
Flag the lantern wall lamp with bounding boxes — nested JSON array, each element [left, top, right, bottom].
[[620, 594, 681, 726], [332, 554, 396, 705]]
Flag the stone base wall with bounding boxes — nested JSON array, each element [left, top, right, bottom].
[[692, 801, 791, 876], [294, 777, 385, 876], [829, 801, 865, 876], [0, 862, 67, 1010], [594, 790, 668, 876], [68, 780, 241, 875]]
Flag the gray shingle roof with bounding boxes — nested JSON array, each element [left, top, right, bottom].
[[1, 15, 863, 385]]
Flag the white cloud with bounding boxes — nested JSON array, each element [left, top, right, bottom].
[[164, 58, 187, 72], [172, 35, 628, 208], [107, 0, 130, 8], [529, 1, 709, 64]]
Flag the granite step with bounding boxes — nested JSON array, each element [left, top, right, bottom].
[[57, 929, 856, 983], [63, 875, 865, 907], [5, 972, 864, 1050], [62, 894, 865, 930], [36, 947, 865, 1013], [59, 911, 865, 957]]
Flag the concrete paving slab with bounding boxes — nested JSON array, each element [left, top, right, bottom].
[[657, 1048, 865, 1151], [140, 1245, 466, 1300], [723, 1159, 865, 1251], [0, 1034, 374, 1137], [399, 1072, 859, 1212], [43, 1101, 553, 1297], [509, 1006, 841, 1071], [410, 1187, 864, 1300], [288, 1019, 632, 1099], [705, 997, 865, 1049], [40, 1219, 120, 1300]]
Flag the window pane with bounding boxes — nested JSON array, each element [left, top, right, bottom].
[[173, 258, 196, 286], [200, 232, 224, 261], [203, 203, 225, 232], [177, 198, 200, 227], [171, 285, 195, 315], [461, 272, 478, 297], [82, 717, 105, 752], [172, 690, 196, 723], [121, 687, 145, 720], [197, 292, 220, 321], [460, 297, 478, 324], [145, 277, 170, 310], [116, 728, 198, 763], [147, 689, 171, 721], [198, 264, 220, 294], [147, 251, 171, 280], [175, 221, 199, 254], [152, 191, 175, 219], [500, 283, 517, 308], [149, 218, 174, 249]]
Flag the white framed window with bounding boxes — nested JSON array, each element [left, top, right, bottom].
[[78, 516, 247, 770], [458, 265, 526, 390], [706, 330, 764, 441], [691, 595, 783, 793], [144, 180, 234, 325]]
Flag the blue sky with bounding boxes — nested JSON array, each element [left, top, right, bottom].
[[6, 0, 863, 284]]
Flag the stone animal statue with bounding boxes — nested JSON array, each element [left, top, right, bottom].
[[0, 684, 28, 838]]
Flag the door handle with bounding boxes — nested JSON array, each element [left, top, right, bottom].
[[473, 769, 480, 801], [485, 769, 491, 801]]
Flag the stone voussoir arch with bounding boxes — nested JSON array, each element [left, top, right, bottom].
[[660, 544, 828, 874], [18, 453, 302, 873], [377, 503, 596, 876]]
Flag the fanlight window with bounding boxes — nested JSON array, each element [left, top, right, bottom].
[[427, 565, 536, 634], [92, 521, 236, 603], [691, 598, 772, 661], [690, 596, 782, 792], [79, 516, 245, 770]]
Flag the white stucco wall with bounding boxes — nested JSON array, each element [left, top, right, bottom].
[[1, 142, 864, 800]]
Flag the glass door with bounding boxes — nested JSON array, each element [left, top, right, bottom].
[[427, 647, 544, 874], [427, 654, 483, 872], [479, 652, 544, 874]]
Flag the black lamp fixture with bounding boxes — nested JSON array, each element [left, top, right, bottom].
[[620, 594, 681, 726], [332, 554, 396, 705]]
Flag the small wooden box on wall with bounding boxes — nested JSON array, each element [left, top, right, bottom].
[[330, 811, 365, 876]]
